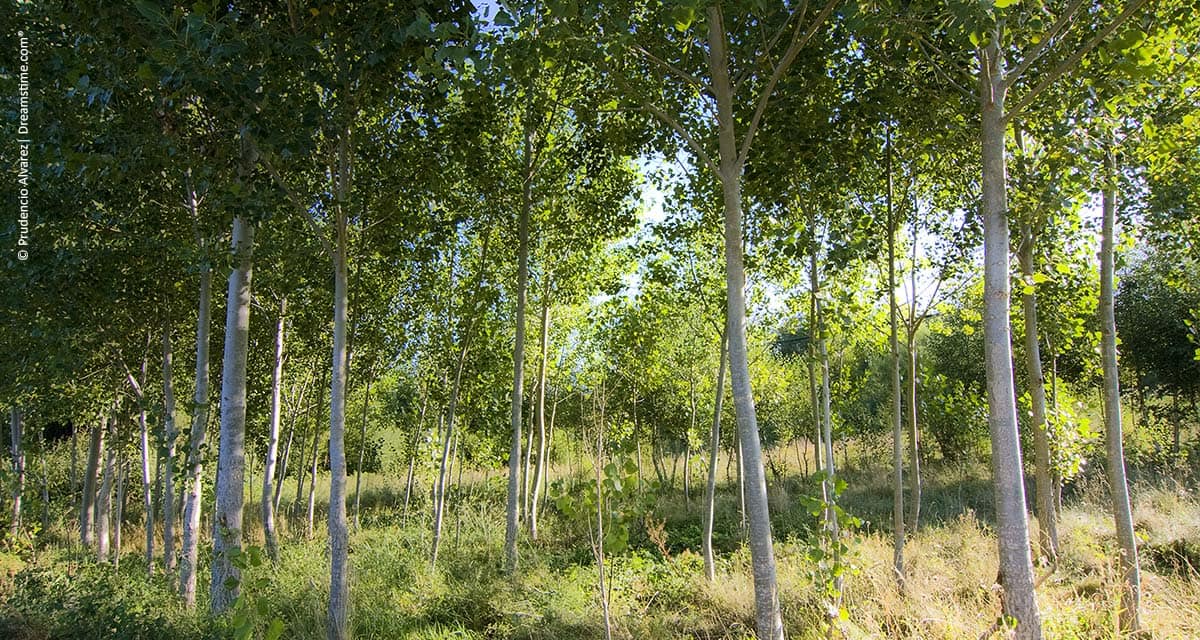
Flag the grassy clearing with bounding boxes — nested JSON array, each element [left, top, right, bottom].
[[1, 450, 1198, 639]]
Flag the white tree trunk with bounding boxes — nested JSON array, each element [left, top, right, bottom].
[[96, 420, 115, 563], [81, 419, 104, 549], [978, 38, 1042, 639], [263, 297, 286, 561], [1100, 147, 1141, 634], [327, 208, 351, 640], [136, 356, 154, 575], [9, 407, 23, 538], [1019, 224, 1057, 563], [703, 333, 727, 581], [505, 134, 532, 575], [887, 124, 906, 588], [530, 290, 550, 541], [210, 215, 256, 615], [180, 258, 212, 607], [707, 8, 783, 637], [162, 316, 178, 574]]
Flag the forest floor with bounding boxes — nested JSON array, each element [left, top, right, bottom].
[[1, 451, 1198, 639]]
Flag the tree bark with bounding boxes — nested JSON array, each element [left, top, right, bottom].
[[162, 316, 178, 574], [906, 216, 922, 531], [505, 124, 533, 575], [131, 354, 155, 576], [210, 215, 256, 615], [81, 420, 104, 549], [886, 122, 906, 589], [9, 407, 23, 538], [1100, 145, 1141, 634], [113, 455, 126, 567], [263, 297, 287, 562], [327, 184, 352, 640], [703, 332, 727, 582], [978, 37, 1042, 638], [814, 249, 842, 608], [530, 284, 551, 541], [1018, 223, 1058, 564], [96, 418, 115, 563], [708, 8, 783, 637]]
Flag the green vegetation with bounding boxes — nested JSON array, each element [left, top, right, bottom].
[[2, 1, 1199, 638]]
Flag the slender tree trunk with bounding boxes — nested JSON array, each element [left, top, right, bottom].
[[978, 37, 1042, 638], [703, 331, 727, 581], [39, 440, 50, 533], [81, 420, 103, 548], [1100, 145, 1141, 634], [327, 189, 352, 640], [162, 317, 178, 574], [886, 123, 906, 589], [521, 404, 534, 522], [432, 231, 491, 564], [594, 386, 613, 640], [263, 297, 286, 562], [8, 407, 23, 538], [133, 355, 155, 576], [295, 393, 312, 513], [353, 369, 373, 530], [505, 127, 532, 575], [210, 215, 256, 615], [97, 421, 115, 563], [708, 9, 782, 636], [814, 250, 842, 608], [529, 286, 551, 541], [906, 219, 923, 532], [113, 455, 126, 567], [402, 391, 426, 525], [1018, 223, 1058, 563]]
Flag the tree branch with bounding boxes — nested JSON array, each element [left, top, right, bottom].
[[917, 38, 975, 100], [631, 44, 710, 94], [1005, 0, 1152, 122], [737, 0, 841, 167], [248, 136, 336, 261], [1005, 0, 1088, 88], [642, 102, 720, 179]]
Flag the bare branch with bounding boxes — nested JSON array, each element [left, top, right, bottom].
[[631, 44, 710, 93], [643, 102, 721, 179], [1005, 0, 1088, 88], [1005, 0, 1153, 123], [248, 136, 336, 261], [737, 0, 841, 166], [917, 38, 975, 100]]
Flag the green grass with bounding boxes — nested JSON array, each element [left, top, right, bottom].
[[2, 446, 1198, 639]]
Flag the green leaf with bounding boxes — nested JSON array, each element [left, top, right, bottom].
[[265, 619, 285, 640], [993, 0, 1019, 8]]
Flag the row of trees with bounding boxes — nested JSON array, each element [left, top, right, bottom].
[[3, 1, 1198, 639]]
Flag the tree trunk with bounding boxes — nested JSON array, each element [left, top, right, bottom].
[[886, 122, 906, 589], [353, 368, 373, 530], [703, 332, 727, 581], [978, 38, 1042, 638], [529, 285, 551, 541], [1100, 145, 1141, 634], [1018, 223, 1058, 563], [162, 316, 178, 574], [210, 215, 256, 615], [814, 249, 842, 605], [134, 354, 155, 576], [432, 230, 491, 563], [906, 219, 923, 532], [263, 297, 287, 562], [97, 419, 115, 563], [708, 8, 782, 637], [505, 126, 532, 575], [8, 407, 23, 538], [81, 420, 103, 548], [178, 243, 212, 604], [113, 455, 126, 567], [327, 193, 351, 640]]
